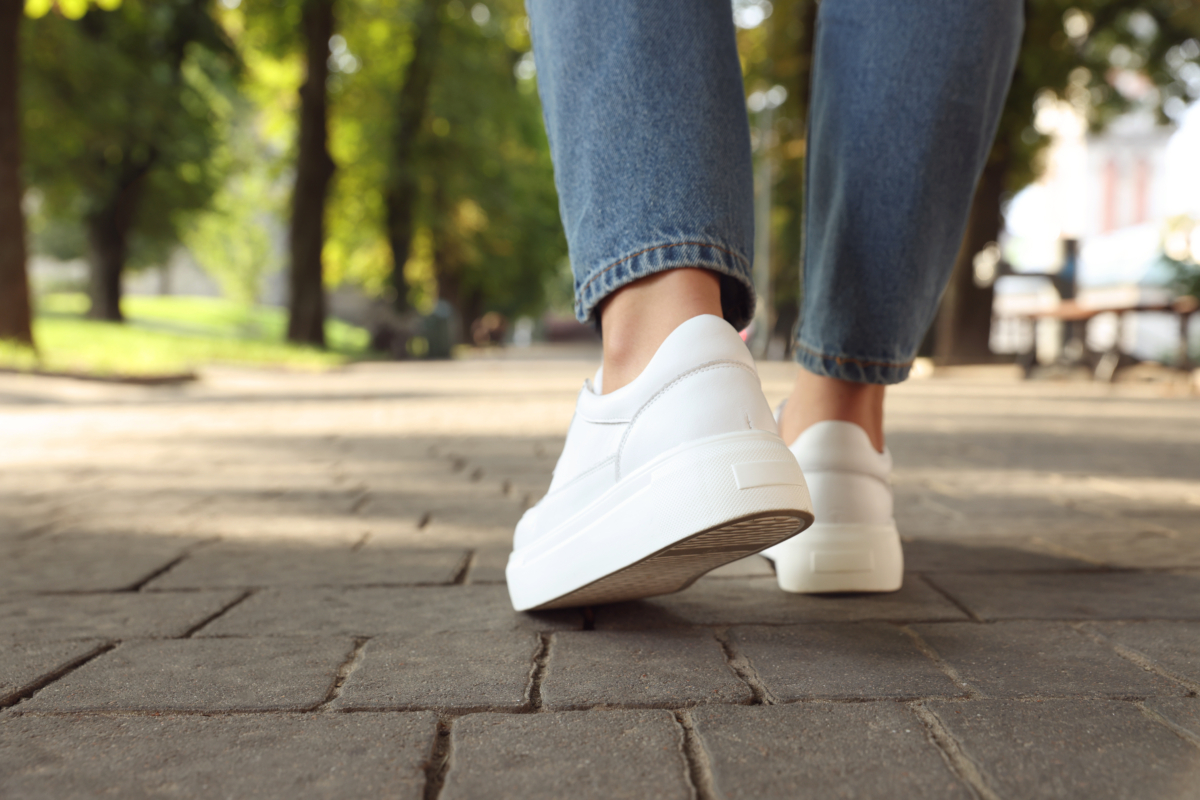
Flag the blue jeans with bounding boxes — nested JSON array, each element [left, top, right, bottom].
[[528, 0, 1023, 384]]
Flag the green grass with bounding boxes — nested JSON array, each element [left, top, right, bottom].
[[0, 294, 375, 378]]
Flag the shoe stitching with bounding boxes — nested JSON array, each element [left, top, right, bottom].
[[614, 360, 758, 480]]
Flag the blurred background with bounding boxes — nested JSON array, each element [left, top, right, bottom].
[[0, 0, 1198, 380]]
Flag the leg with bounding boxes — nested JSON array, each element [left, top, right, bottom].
[[779, 0, 1023, 448], [528, 0, 754, 393], [508, 1, 815, 610]]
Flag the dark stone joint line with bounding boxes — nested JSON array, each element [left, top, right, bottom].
[[1137, 703, 1200, 750], [674, 709, 719, 800], [919, 574, 985, 622], [316, 637, 371, 711], [897, 624, 975, 697], [1072, 622, 1200, 696], [417, 512, 433, 530], [422, 716, 455, 800], [179, 590, 255, 639], [451, 551, 474, 586], [714, 627, 776, 706], [910, 702, 1003, 800], [526, 633, 551, 711], [0, 641, 117, 711]]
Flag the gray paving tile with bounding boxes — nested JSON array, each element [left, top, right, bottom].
[[0, 591, 243, 641], [902, 538, 1096, 572], [332, 631, 539, 711], [927, 571, 1200, 620], [441, 709, 690, 800], [21, 637, 352, 712], [1043, 532, 1200, 570], [147, 542, 468, 590], [594, 577, 967, 629], [200, 585, 581, 637], [690, 703, 972, 800], [927, 699, 1200, 799], [1144, 697, 1200, 740], [541, 630, 751, 710], [1089, 621, 1200, 689], [0, 533, 204, 594], [1, 640, 107, 706], [913, 621, 1184, 698], [730, 623, 961, 700], [0, 712, 435, 799]]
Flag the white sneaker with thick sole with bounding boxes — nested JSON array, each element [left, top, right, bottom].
[[762, 418, 904, 593], [506, 315, 814, 611]]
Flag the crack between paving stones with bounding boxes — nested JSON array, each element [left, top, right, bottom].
[[423, 716, 456, 800], [417, 512, 432, 530], [1072, 623, 1200, 695], [526, 633, 551, 711], [919, 574, 984, 623], [911, 702, 1002, 800], [125, 538, 219, 592], [451, 551, 474, 585], [674, 709, 718, 800], [317, 637, 370, 710], [1137, 702, 1200, 750], [179, 590, 254, 638], [0, 641, 117, 710], [714, 628, 776, 705], [898, 624, 975, 697]]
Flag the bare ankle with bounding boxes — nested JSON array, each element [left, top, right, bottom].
[[778, 368, 886, 452], [598, 268, 723, 393]]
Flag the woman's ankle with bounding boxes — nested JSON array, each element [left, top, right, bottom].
[[598, 268, 723, 393], [778, 368, 886, 452]]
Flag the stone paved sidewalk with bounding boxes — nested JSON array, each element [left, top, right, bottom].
[[1, 359, 1198, 799]]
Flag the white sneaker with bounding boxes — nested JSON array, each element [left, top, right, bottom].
[[762, 418, 904, 593], [506, 315, 814, 611]]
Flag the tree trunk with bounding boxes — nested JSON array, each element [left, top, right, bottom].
[[0, 0, 32, 345], [933, 156, 1007, 364], [287, 0, 336, 347], [384, 0, 444, 313], [84, 157, 153, 322]]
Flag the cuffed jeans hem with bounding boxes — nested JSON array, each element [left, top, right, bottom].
[[573, 240, 756, 331], [793, 339, 913, 385]]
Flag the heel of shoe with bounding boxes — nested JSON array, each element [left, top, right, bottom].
[[767, 522, 903, 593]]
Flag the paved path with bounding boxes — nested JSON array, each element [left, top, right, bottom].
[[1, 359, 1198, 799]]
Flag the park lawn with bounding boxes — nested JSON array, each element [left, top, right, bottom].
[[0, 294, 374, 378]]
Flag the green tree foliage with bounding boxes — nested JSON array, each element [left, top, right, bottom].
[[323, 0, 564, 338], [21, 0, 238, 320]]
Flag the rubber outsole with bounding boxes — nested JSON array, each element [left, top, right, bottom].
[[532, 511, 807, 610]]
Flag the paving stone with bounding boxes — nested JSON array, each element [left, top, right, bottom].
[[21, 637, 352, 712], [0, 640, 107, 706], [332, 631, 539, 711], [0, 712, 435, 799], [147, 542, 468, 590], [0, 590, 243, 641], [927, 699, 1200, 799], [902, 538, 1096, 572], [0, 533, 204, 594], [1144, 697, 1200, 740], [200, 585, 581, 637], [926, 571, 1200, 620], [729, 623, 960, 700], [594, 576, 967, 629], [913, 621, 1183, 698], [465, 544, 510, 583], [1089, 621, 1200, 689], [1041, 531, 1200, 569], [690, 703, 972, 800], [541, 630, 751, 710], [441, 709, 691, 800], [699, 555, 774, 579]]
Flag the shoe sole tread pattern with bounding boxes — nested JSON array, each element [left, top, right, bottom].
[[533, 511, 805, 610]]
